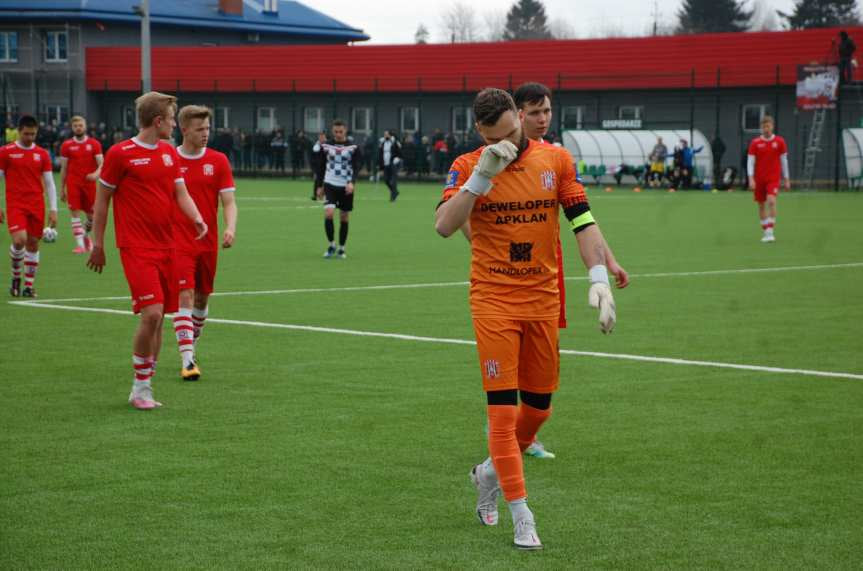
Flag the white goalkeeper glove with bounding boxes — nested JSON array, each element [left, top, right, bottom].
[[588, 265, 616, 334], [461, 140, 519, 196]]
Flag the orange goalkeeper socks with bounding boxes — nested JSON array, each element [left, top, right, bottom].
[[516, 403, 552, 452], [487, 404, 526, 502]]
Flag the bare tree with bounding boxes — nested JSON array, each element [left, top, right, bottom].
[[415, 23, 430, 44], [484, 10, 507, 42], [439, 1, 480, 43], [549, 17, 577, 39], [751, 0, 780, 30]]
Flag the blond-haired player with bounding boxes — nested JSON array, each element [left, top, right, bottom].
[[436, 88, 620, 549], [59, 115, 103, 253], [747, 115, 790, 242], [88, 92, 207, 410], [170, 105, 237, 380]]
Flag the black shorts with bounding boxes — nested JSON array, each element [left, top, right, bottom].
[[323, 183, 354, 212]]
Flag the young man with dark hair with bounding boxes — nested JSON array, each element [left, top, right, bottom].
[[497, 82, 629, 461], [436, 88, 620, 550], [171, 105, 238, 381], [1, 114, 58, 298], [747, 115, 789, 242], [87, 91, 208, 410], [314, 119, 361, 259], [60, 115, 103, 254]]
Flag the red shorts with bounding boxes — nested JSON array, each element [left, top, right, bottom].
[[753, 179, 780, 203], [119, 247, 178, 314], [556, 238, 567, 329], [175, 248, 219, 295], [473, 318, 560, 394], [67, 179, 96, 213], [6, 204, 44, 238]]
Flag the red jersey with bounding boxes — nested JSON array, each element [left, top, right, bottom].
[[748, 135, 787, 182], [99, 137, 183, 250], [0, 142, 52, 209], [174, 146, 235, 252], [60, 136, 103, 182]]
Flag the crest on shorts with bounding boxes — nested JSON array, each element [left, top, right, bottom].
[[162, 153, 174, 167], [540, 170, 555, 190], [203, 163, 214, 176], [484, 359, 500, 379]]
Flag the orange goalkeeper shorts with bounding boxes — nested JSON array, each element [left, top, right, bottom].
[[472, 317, 560, 394]]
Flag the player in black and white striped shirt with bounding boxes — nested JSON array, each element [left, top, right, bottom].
[[314, 119, 362, 259]]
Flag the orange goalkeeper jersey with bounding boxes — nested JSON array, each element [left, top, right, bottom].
[[440, 139, 589, 319]]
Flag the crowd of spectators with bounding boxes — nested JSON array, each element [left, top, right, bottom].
[[1, 114, 547, 181]]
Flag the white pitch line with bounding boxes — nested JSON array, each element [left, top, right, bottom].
[[9, 300, 863, 381], [22, 262, 863, 304]]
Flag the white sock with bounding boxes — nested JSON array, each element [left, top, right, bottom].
[[508, 497, 531, 524]]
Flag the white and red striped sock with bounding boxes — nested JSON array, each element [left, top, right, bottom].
[[9, 245, 24, 279], [767, 217, 775, 230], [192, 306, 208, 343], [133, 353, 153, 388], [760, 218, 769, 231], [23, 251, 39, 288], [173, 309, 195, 367], [70, 217, 85, 248]]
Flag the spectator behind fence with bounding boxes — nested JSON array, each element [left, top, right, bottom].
[[270, 129, 287, 172], [838, 30, 857, 84], [290, 129, 309, 177], [711, 133, 726, 185], [378, 129, 402, 202]]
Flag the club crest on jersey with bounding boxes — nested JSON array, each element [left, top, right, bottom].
[[203, 163, 214, 176], [446, 170, 459, 187], [33, 153, 41, 162], [540, 170, 555, 190], [771, 142, 778, 149], [483, 359, 500, 379], [86, 144, 92, 151], [162, 153, 174, 167]]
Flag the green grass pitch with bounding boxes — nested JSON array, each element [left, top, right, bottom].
[[1, 178, 861, 569]]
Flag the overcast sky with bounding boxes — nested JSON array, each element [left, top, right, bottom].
[[308, 0, 801, 44]]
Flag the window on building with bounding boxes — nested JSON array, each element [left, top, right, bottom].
[[213, 107, 229, 129], [304, 107, 324, 134], [257, 106, 276, 132], [0, 32, 18, 62], [45, 31, 68, 63], [452, 106, 473, 134], [352, 107, 372, 133], [742, 104, 770, 131], [561, 106, 584, 130], [618, 106, 643, 120], [401, 107, 419, 133], [44, 105, 69, 125], [122, 106, 136, 130]]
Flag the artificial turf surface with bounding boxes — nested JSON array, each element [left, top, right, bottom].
[[1, 179, 861, 569]]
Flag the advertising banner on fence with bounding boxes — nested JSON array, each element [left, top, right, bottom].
[[797, 65, 839, 110]]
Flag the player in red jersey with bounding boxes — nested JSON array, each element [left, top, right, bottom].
[[0, 115, 58, 298], [60, 115, 103, 254], [502, 82, 630, 460], [747, 115, 790, 243], [87, 92, 208, 411], [170, 105, 238, 381]]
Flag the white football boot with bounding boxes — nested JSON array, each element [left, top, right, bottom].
[[470, 460, 500, 526]]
